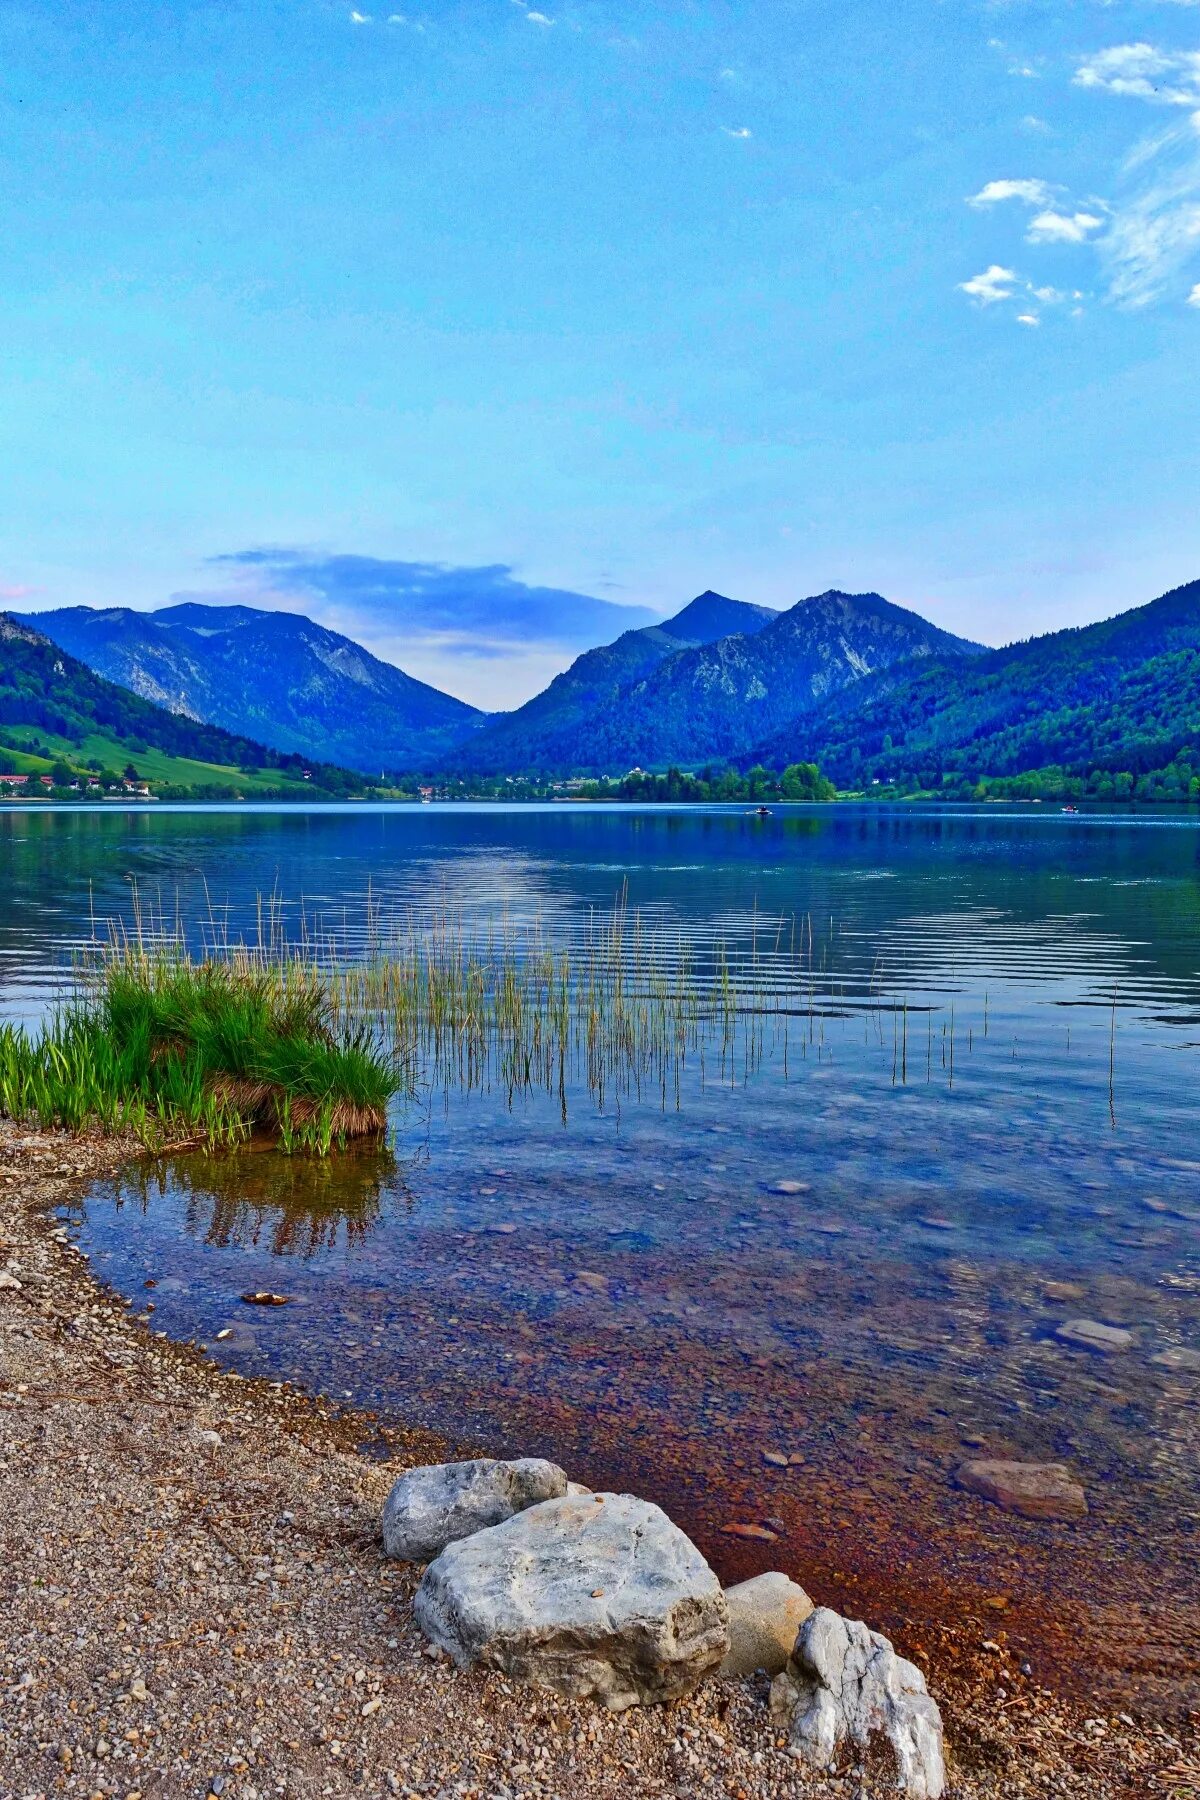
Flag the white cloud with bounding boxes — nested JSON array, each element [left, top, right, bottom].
[[1027, 209, 1106, 243], [956, 267, 1081, 319], [1074, 44, 1200, 107], [958, 264, 1018, 303], [526, 9, 554, 23], [1190, 281, 1200, 304], [968, 178, 1055, 208], [1100, 122, 1200, 305], [719, 67, 740, 84], [1020, 116, 1052, 136], [722, 125, 753, 140], [350, 9, 371, 20]]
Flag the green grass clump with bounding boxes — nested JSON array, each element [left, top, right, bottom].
[[0, 952, 406, 1154]]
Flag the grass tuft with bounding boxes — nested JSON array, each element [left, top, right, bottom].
[[0, 951, 407, 1154]]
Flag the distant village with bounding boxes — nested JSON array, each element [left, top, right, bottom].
[[0, 772, 153, 799]]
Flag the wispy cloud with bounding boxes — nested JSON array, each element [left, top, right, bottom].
[[1099, 119, 1200, 306], [968, 178, 1055, 208], [958, 264, 1018, 304], [1074, 43, 1200, 107], [966, 179, 1108, 248], [208, 551, 658, 658], [350, 9, 371, 22], [525, 9, 555, 24], [200, 551, 661, 709], [722, 125, 752, 140], [1190, 281, 1200, 305], [1027, 209, 1106, 244], [957, 262, 1080, 325]]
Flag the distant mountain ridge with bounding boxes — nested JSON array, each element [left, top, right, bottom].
[[754, 577, 1200, 791], [0, 613, 361, 792], [19, 602, 483, 774], [453, 587, 981, 775], [449, 590, 777, 773], [596, 590, 982, 770]]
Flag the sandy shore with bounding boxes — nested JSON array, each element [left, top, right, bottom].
[[1, 1123, 1195, 1800]]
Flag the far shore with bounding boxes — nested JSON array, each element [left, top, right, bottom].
[[1, 1120, 1191, 1799]]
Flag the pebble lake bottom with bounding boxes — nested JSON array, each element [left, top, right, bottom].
[[3, 799, 1198, 1713]]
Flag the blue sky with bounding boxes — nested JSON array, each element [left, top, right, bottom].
[[2, 0, 1199, 706]]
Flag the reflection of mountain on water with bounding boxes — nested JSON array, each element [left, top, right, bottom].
[[136, 1145, 402, 1257]]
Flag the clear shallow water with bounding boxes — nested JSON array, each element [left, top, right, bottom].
[[4, 802, 1199, 1707]]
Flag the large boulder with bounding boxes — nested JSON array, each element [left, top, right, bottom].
[[770, 1608, 945, 1799], [720, 1572, 814, 1678], [382, 1457, 567, 1563], [413, 1491, 729, 1709]]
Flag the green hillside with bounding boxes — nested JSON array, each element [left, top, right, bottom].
[[755, 578, 1200, 802], [0, 615, 369, 799]]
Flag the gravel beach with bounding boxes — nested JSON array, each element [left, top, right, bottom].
[[2, 1122, 1196, 1800]]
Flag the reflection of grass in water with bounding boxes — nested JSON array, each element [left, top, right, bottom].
[[130, 1144, 398, 1257]]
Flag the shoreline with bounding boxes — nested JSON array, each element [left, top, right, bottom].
[[2, 1123, 1194, 1798]]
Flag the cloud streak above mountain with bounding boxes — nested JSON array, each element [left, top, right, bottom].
[[200, 551, 660, 710]]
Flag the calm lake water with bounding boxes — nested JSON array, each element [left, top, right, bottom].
[[4, 801, 1199, 1709]]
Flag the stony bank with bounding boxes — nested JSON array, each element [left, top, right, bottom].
[[1, 1121, 1196, 1800]]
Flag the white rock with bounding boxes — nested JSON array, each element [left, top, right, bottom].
[[413, 1490, 729, 1709], [721, 1571, 814, 1678], [381, 1457, 567, 1563], [770, 1607, 945, 1798]]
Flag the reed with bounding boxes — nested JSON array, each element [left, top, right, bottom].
[[3, 882, 1039, 1150]]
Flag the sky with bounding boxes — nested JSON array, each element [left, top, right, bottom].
[[1, 1, 1199, 708]]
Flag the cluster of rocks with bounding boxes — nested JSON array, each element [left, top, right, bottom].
[[381, 1455, 946, 1797]]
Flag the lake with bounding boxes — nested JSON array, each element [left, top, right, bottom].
[[4, 800, 1198, 1711]]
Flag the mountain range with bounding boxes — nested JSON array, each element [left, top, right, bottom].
[[16, 603, 483, 775], [16, 577, 1200, 796], [450, 591, 777, 773]]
